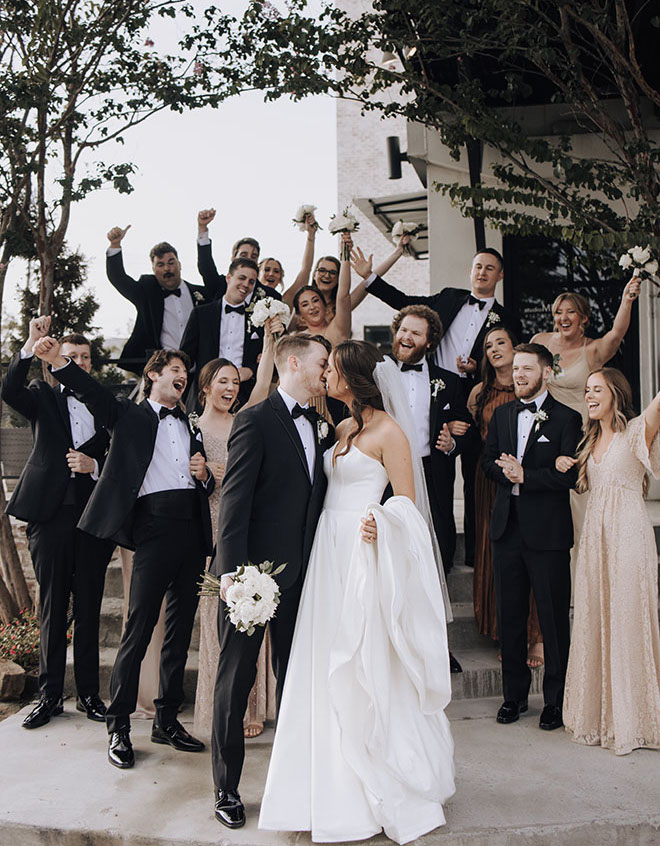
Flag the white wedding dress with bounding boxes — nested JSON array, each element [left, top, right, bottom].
[[259, 445, 455, 844]]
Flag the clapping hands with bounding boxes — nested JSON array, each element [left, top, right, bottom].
[[495, 453, 524, 484]]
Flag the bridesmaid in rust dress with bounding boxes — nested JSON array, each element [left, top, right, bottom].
[[467, 327, 543, 666]]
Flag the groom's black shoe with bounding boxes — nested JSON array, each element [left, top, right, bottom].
[[151, 719, 205, 752], [539, 704, 563, 731], [76, 694, 107, 722], [496, 699, 528, 724], [449, 651, 463, 673], [22, 695, 63, 729], [108, 729, 135, 769], [214, 789, 246, 828]]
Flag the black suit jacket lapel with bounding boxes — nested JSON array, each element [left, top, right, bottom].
[[507, 400, 519, 456], [54, 385, 75, 445], [146, 278, 165, 344], [209, 301, 223, 363], [522, 394, 554, 461], [269, 391, 312, 483], [445, 289, 470, 331]]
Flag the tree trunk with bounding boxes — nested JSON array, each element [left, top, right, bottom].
[[0, 484, 32, 611], [0, 572, 18, 625]]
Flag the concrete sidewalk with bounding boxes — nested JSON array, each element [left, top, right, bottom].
[[0, 695, 658, 846]]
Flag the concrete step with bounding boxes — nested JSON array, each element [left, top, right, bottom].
[[449, 646, 543, 700], [447, 602, 496, 651], [98, 597, 201, 652], [446, 563, 473, 604]]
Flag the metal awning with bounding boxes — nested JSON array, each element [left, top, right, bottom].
[[354, 192, 428, 259]]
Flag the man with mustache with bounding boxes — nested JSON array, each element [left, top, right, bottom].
[[483, 343, 581, 732], [106, 225, 218, 373], [33, 339, 215, 770]]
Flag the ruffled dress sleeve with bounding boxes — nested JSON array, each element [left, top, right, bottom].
[[626, 415, 660, 478]]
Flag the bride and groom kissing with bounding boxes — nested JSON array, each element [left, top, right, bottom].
[[211, 332, 456, 844]]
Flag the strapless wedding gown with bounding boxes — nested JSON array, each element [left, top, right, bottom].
[[259, 446, 455, 844]]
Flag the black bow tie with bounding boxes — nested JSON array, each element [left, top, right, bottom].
[[291, 403, 317, 423], [401, 362, 423, 372], [162, 287, 181, 298], [467, 294, 486, 310], [61, 387, 77, 398], [159, 405, 186, 421], [225, 303, 245, 315], [515, 400, 537, 414]]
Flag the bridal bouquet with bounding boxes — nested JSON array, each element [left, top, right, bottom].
[[247, 296, 290, 340], [329, 207, 360, 259], [391, 220, 424, 255], [199, 561, 286, 636], [618, 246, 660, 291], [293, 204, 320, 231]]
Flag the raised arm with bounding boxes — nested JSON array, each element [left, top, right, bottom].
[[282, 213, 317, 310], [106, 225, 142, 305], [350, 244, 433, 311], [243, 317, 280, 408], [588, 277, 640, 367], [327, 235, 352, 345], [196, 208, 226, 300], [1, 316, 53, 421]]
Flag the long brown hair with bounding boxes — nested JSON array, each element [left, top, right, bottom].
[[576, 367, 641, 493], [473, 326, 518, 428], [332, 340, 385, 458]]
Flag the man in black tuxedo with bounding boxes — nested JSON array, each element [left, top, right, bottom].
[[180, 257, 266, 407], [106, 224, 218, 373], [211, 333, 337, 829], [483, 343, 582, 731], [33, 340, 215, 769], [2, 318, 114, 729], [354, 246, 523, 569]]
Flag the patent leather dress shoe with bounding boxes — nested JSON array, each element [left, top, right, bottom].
[[108, 729, 135, 769], [22, 695, 63, 729], [539, 704, 563, 731], [214, 789, 246, 828], [76, 694, 107, 722], [449, 651, 463, 674], [151, 720, 205, 752], [496, 699, 528, 724]]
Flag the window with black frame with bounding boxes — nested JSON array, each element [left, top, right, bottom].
[[363, 325, 393, 355], [503, 235, 640, 409]]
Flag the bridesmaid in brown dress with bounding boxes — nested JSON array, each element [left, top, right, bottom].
[[193, 320, 282, 740], [467, 327, 543, 666]]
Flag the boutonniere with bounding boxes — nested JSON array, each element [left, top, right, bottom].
[[188, 412, 201, 436], [192, 290, 205, 304], [532, 409, 548, 430], [317, 418, 329, 441], [551, 354, 563, 377], [430, 378, 446, 399], [486, 310, 501, 327]]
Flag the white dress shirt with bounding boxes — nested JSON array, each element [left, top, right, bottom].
[[138, 399, 196, 497], [218, 297, 247, 367], [435, 295, 495, 374], [512, 389, 548, 496], [397, 359, 431, 458], [160, 282, 193, 350], [278, 387, 316, 480]]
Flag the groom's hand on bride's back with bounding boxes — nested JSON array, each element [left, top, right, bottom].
[[360, 514, 377, 544]]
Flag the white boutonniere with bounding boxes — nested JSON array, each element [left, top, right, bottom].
[[486, 310, 501, 327], [188, 412, 201, 436], [551, 354, 564, 377], [192, 290, 205, 304], [532, 409, 548, 431], [431, 378, 446, 399], [317, 419, 329, 441]]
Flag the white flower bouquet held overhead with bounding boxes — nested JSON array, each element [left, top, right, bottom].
[[293, 204, 321, 231], [329, 207, 360, 259], [247, 297, 290, 340], [618, 246, 660, 293], [199, 560, 286, 636], [391, 220, 425, 256]]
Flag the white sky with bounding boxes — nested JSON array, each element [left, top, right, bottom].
[[2, 4, 339, 340]]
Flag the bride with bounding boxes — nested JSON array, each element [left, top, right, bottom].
[[259, 340, 455, 844]]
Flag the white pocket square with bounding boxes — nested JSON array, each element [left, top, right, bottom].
[[443, 403, 450, 410], [538, 435, 550, 443], [250, 331, 259, 340]]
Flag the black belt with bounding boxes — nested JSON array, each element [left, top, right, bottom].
[[136, 489, 200, 519]]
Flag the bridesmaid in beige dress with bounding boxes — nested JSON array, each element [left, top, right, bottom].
[[559, 369, 660, 754], [193, 319, 281, 739], [532, 277, 641, 587]]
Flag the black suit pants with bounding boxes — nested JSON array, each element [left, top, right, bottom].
[[105, 510, 206, 733], [211, 571, 303, 791], [492, 500, 571, 708], [422, 455, 455, 574], [27, 503, 113, 698]]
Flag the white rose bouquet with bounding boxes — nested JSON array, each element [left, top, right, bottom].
[[247, 296, 290, 340], [199, 561, 286, 636], [293, 204, 320, 231], [329, 207, 360, 259], [618, 245, 660, 292], [391, 220, 424, 255]]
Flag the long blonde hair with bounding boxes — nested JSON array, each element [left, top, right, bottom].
[[551, 292, 590, 333], [576, 368, 642, 493]]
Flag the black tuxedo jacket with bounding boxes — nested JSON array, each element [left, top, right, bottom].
[[107, 251, 218, 373], [483, 393, 582, 550], [179, 298, 264, 378], [49, 360, 215, 552], [212, 390, 333, 590], [197, 242, 282, 303], [1, 354, 109, 524], [369, 275, 523, 373]]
